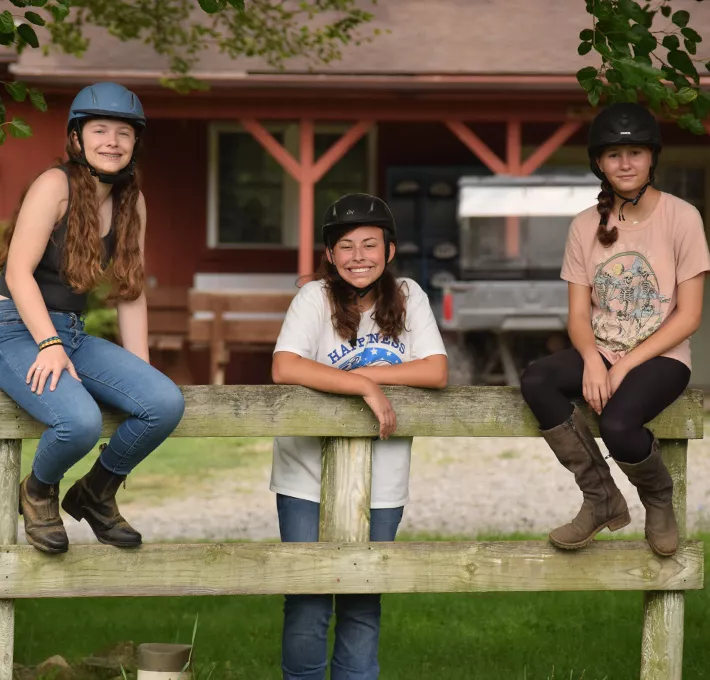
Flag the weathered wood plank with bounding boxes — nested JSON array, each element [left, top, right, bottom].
[[0, 541, 702, 599], [0, 440, 21, 680], [640, 440, 688, 680], [320, 437, 372, 542], [0, 387, 702, 439]]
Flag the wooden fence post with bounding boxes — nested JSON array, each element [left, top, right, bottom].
[[0, 439, 21, 680], [640, 439, 687, 680], [319, 437, 373, 542]]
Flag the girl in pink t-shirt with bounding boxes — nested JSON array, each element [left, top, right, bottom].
[[521, 103, 710, 557]]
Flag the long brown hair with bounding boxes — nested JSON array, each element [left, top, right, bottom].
[[0, 137, 144, 300], [596, 178, 619, 247], [312, 253, 407, 342]]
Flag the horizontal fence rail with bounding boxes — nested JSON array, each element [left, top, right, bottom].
[[0, 387, 704, 439], [0, 541, 703, 599], [0, 386, 705, 680]]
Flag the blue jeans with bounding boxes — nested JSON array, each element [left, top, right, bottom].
[[0, 300, 185, 483], [276, 494, 403, 680]]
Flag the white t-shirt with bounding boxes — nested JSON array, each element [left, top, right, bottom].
[[270, 277, 447, 508]]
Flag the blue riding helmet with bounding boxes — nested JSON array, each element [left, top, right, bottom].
[[68, 82, 146, 131], [67, 82, 146, 185]]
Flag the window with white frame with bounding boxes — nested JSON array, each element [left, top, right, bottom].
[[208, 123, 374, 248]]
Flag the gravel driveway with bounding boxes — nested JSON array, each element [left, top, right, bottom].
[[17, 436, 710, 544]]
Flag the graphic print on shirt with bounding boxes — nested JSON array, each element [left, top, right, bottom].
[[591, 251, 670, 354], [326, 332, 405, 371]]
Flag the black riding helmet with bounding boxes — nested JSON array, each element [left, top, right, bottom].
[[588, 103, 662, 220], [322, 193, 397, 298]]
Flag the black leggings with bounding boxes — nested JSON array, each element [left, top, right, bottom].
[[520, 348, 690, 463]]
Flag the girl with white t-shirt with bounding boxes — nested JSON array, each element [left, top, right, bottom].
[[521, 103, 710, 558], [271, 193, 448, 680]]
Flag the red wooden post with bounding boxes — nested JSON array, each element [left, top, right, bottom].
[[505, 120, 523, 258], [299, 120, 316, 277]]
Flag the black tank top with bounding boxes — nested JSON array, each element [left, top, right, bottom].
[[0, 167, 117, 314]]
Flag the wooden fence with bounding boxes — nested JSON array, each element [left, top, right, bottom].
[[0, 386, 705, 680]]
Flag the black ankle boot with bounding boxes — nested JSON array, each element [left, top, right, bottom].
[[61, 455, 142, 548], [19, 471, 69, 554]]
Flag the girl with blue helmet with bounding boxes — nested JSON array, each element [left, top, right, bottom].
[[0, 82, 185, 554]]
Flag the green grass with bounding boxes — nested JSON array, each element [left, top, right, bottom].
[[13, 535, 710, 680], [20, 437, 272, 503], [16, 437, 710, 678]]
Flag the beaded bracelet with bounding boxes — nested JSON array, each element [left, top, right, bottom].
[[38, 336, 63, 351]]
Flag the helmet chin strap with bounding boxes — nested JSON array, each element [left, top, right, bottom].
[[329, 240, 392, 300], [613, 181, 651, 221], [72, 121, 137, 185]]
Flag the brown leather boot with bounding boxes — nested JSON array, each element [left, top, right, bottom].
[[616, 439, 678, 557], [19, 472, 69, 554], [544, 407, 631, 550], [61, 453, 142, 548]]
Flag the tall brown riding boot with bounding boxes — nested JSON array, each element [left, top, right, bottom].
[[544, 407, 630, 550], [18, 472, 69, 554], [61, 452, 142, 548], [616, 439, 678, 557]]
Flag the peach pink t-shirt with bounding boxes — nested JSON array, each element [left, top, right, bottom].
[[561, 192, 710, 369]]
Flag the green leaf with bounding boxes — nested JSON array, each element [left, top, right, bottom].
[[0, 101, 5, 124], [593, 40, 611, 57], [0, 128, 5, 145], [576, 66, 598, 83], [641, 81, 669, 110], [706, 60, 710, 72], [578, 41, 592, 55], [0, 32, 12, 45], [588, 80, 604, 107], [606, 68, 622, 84], [23, 11, 45, 26], [198, 0, 223, 13], [667, 50, 698, 79], [4, 81, 27, 102], [661, 5, 671, 17], [685, 39, 697, 55], [619, 0, 652, 27], [662, 34, 680, 51], [676, 87, 698, 104], [49, 3, 70, 21], [226, 0, 244, 9], [28, 87, 46, 112], [8, 117, 32, 138], [681, 27, 702, 43], [8, 0, 29, 6], [672, 10, 690, 28], [678, 113, 706, 135], [29, 0, 48, 5], [691, 91, 710, 119], [579, 29, 594, 41], [17, 23, 39, 48], [0, 11, 15, 33]]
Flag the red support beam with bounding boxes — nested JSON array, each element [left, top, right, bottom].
[[299, 120, 316, 277], [313, 121, 373, 183], [521, 121, 583, 176], [241, 118, 302, 181], [445, 121, 508, 175]]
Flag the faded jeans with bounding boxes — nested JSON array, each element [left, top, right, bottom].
[[0, 299, 185, 483], [276, 493, 403, 680]]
